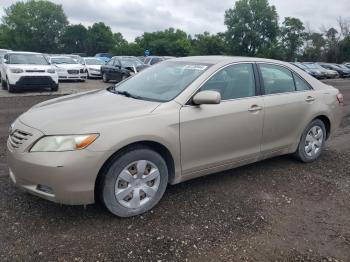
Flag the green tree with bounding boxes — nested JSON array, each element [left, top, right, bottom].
[[324, 27, 340, 62], [191, 32, 226, 55], [280, 17, 306, 61], [112, 42, 143, 56], [338, 36, 350, 62], [86, 22, 114, 55], [224, 0, 279, 56], [135, 28, 192, 56], [302, 32, 326, 61], [59, 24, 88, 53], [1, 0, 68, 52]]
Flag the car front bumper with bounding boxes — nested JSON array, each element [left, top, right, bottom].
[[7, 74, 58, 90], [7, 120, 106, 205], [57, 71, 87, 80]]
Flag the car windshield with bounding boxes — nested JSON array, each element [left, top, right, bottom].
[[51, 57, 77, 64], [8, 54, 49, 65], [304, 63, 318, 69], [113, 61, 211, 102], [294, 63, 307, 69], [85, 58, 104, 65], [338, 64, 348, 69], [120, 58, 144, 68]]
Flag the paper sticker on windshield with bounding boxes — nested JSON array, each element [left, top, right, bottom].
[[183, 65, 208, 71]]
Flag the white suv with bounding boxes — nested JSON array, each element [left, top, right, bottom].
[[49, 56, 87, 81], [1, 52, 59, 93]]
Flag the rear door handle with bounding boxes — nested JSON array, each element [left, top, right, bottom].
[[248, 105, 263, 112], [305, 96, 315, 102]]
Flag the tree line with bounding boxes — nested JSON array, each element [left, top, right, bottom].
[[0, 0, 350, 63]]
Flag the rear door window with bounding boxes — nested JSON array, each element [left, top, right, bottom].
[[259, 64, 295, 95]]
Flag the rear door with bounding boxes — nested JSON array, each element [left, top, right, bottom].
[[257, 63, 316, 158], [180, 63, 264, 177]]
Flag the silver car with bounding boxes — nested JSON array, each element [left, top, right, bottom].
[[7, 56, 343, 217]]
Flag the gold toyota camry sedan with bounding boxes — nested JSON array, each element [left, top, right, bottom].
[[7, 56, 343, 217]]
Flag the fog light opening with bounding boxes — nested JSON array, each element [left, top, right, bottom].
[[36, 184, 54, 194]]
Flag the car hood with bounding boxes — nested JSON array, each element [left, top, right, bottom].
[[86, 65, 101, 70], [7, 64, 53, 70], [19, 89, 161, 134], [54, 64, 83, 69]]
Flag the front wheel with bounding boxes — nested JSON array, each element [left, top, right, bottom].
[[102, 72, 109, 83], [294, 119, 326, 163], [99, 147, 168, 217], [1, 78, 7, 89]]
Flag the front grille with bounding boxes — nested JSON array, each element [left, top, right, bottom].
[[16, 76, 55, 88], [26, 70, 45, 73], [9, 130, 32, 149], [68, 70, 79, 75]]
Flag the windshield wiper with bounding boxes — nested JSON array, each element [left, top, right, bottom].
[[107, 87, 141, 99], [116, 90, 141, 99]]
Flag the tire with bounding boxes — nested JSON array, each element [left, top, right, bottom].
[[294, 119, 326, 163], [51, 85, 59, 92], [1, 78, 7, 89], [7, 77, 16, 93], [100, 147, 168, 217], [102, 72, 109, 83]]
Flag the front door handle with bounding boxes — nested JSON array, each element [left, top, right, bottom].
[[248, 105, 263, 112], [305, 96, 315, 102]]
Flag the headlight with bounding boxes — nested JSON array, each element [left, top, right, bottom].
[[30, 134, 99, 152], [10, 68, 24, 73], [47, 69, 56, 74]]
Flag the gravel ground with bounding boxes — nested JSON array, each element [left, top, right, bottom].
[[0, 79, 349, 261]]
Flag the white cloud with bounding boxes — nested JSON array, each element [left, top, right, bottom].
[[0, 0, 349, 41]]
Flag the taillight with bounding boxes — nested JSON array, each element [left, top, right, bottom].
[[336, 93, 344, 104]]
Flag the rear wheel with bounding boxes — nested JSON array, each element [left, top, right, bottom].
[[99, 147, 168, 217], [294, 119, 326, 162], [102, 72, 109, 83]]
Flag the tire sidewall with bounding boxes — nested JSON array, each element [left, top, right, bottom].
[[297, 119, 326, 162], [102, 148, 168, 217], [102, 73, 108, 83]]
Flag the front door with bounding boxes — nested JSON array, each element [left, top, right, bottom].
[[180, 63, 264, 178]]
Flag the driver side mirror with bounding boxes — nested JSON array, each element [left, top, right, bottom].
[[193, 90, 221, 105], [3, 59, 8, 64]]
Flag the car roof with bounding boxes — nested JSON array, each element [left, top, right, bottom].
[[6, 51, 42, 55], [170, 56, 289, 65], [50, 56, 75, 59]]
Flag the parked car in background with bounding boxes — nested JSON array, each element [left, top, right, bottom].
[[81, 57, 104, 78], [290, 62, 325, 79], [144, 56, 175, 66], [100, 56, 149, 83], [95, 53, 113, 63], [343, 62, 350, 69], [7, 56, 343, 217], [49, 56, 87, 81], [304, 63, 339, 79], [138, 56, 146, 63], [1, 51, 58, 92], [318, 63, 350, 78], [0, 49, 12, 79], [337, 64, 350, 73]]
